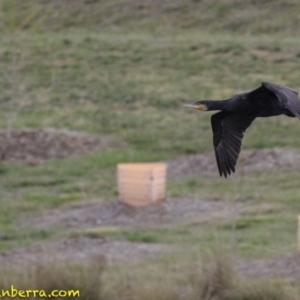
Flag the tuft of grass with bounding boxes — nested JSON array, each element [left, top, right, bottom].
[[200, 252, 234, 300], [71, 226, 120, 239], [0, 249, 298, 300], [226, 279, 289, 300], [118, 226, 192, 245], [123, 232, 159, 244], [102, 250, 298, 300], [0, 255, 106, 300], [221, 215, 277, 230]]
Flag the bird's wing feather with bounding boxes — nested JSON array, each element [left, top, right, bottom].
[[262, 82, 300, 118], [211, 112, 256, 177], [262, 81, 298, 95]]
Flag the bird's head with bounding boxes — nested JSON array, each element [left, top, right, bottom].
[[184, 100, 209, 111]]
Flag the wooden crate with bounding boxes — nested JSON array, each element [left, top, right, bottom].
[[117, 163, 167, 206]]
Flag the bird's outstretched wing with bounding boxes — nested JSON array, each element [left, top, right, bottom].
[[211, 112, 256, 177], [262, 82, 300, 119]]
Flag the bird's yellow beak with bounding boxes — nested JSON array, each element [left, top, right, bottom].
[[184, 103, 207, 111]]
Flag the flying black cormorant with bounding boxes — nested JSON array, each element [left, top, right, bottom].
[[185, 82, 300, 177]]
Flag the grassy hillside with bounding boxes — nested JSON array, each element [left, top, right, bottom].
[[3, 0, 300, 35], [0, 0, 299, 239], [1, 1, 300, 298], [1, 0, 300, 156], [0, 0, 300, 249], [2, 33, 300, 155]]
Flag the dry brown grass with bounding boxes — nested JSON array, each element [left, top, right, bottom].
[[0, 254, 106, 300], [0, 251, 297, 300], [198, 252, 295, 300], [199, 252, 234, 300]]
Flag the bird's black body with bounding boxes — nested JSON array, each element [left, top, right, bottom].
[[186, 82, 300, 177]]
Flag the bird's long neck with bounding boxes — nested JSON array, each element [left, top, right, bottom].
[[205, 100, 228, 111]]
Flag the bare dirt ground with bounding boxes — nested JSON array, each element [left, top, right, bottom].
[[0, 128, 120, 162], [22, 196, 300, 279], [33, 197, 235, 229], [236, 253, 300, 279], [0, 129, 299, 177], [168, 147, 300, 178], [0, 236, 170, 266], [15, 197, 300, 279], [1, 129, 300, 279]]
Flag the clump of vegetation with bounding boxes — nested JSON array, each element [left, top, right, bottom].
[[0, 251, 297, 299], [107, 252, 298, 299], [0, 254, 106, 300], [199, 252, 234, 299], [198, 252, 294, 300]]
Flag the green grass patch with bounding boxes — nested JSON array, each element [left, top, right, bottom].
[[221, 215, 277, 230]]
